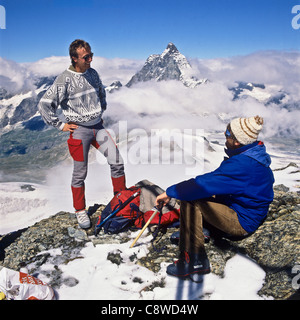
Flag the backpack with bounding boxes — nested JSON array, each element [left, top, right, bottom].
[[94, 180, 180, 235], [95, 186, 141, 235], [134, 179, 180, 229]]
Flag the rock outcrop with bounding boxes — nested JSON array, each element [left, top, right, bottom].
[[0, 186, 299, 299]]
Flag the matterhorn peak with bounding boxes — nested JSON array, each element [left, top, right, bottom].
[[165, 42, 179, 53], [126, 43, 207, 88]]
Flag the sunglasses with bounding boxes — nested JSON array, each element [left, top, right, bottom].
[[81, 52, 94, 61], [225, 128, 232, 138]]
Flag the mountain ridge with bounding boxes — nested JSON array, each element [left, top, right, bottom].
[[126, 42, 208, 88]]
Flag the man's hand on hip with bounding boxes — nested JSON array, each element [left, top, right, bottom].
[[63, 123, 78, 133]]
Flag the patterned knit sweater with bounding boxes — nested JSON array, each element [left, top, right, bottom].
[[38, 67, 107, 130]]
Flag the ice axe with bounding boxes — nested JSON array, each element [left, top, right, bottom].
[[130, 202, 163, 248]]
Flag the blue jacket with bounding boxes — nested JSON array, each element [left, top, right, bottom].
[[166, 142, 275, 233]]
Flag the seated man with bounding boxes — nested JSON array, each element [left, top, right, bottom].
[[156, 116, 274, 279]]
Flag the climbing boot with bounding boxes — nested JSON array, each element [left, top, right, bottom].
[[166, 251, 210, 279]]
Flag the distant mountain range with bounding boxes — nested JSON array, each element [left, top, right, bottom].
[[0, 43, 297, 181], [0, 43, 291, 133]]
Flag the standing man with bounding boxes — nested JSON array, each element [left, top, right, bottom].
[[156, 116, 274, 279], [38, 39, 126, 229]]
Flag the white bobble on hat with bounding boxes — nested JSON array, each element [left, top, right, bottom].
[[230, 115, 264, 145]]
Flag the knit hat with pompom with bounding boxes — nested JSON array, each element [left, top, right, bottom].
[[230, 115, 264, 145]]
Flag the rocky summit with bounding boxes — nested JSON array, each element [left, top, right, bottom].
[[126, 42, 207, 88], [0, 185, 299, 300]]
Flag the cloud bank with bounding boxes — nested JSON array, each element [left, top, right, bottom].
[[0, 50, 299, 139], [105, 79, 300, 140], [24, 56, 144, 86], [103, 50, 300, 140], [191, 50, 300, 98]]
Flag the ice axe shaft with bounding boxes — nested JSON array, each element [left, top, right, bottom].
[[130, 208, 160, 248]]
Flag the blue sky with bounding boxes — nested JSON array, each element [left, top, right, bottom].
[[0, 0, 299, 62]]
